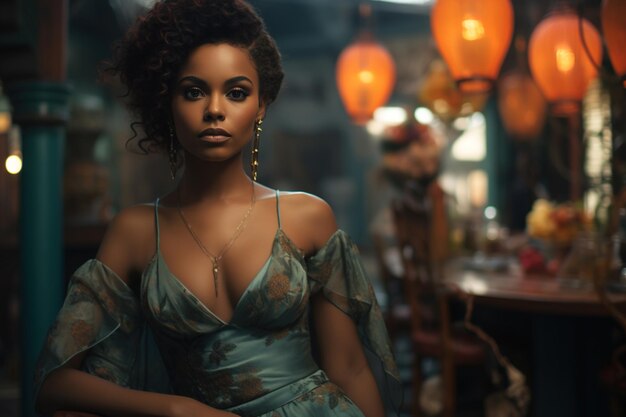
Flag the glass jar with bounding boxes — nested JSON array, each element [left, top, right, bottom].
[[557, 232, 623, 289]]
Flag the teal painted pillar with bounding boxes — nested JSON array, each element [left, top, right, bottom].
[[8, 82, 70, 417], [484, 97, 510, 213], [347, 127, 368, 245]]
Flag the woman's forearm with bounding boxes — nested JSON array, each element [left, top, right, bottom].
[[329, 365, 386, 417], [37, 368, 229, 417]]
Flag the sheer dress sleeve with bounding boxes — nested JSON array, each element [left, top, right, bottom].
[[33, 259, 170, 402], [306, 230, 402, 413]]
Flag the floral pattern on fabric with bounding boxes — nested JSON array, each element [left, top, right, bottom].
[[33, 260, 170, 401], [34, 227, 399, 416], [297, 382, 355, 412], [306, 230, 402, 410], [192, 366, 269, 407], [208, 340, 237, 366]]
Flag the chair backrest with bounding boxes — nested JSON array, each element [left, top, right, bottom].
[[372, 233, 403, 307], [392, 184, 458, 417], [392, 189, 436, 332]]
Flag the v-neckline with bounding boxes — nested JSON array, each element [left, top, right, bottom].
[[150, 228, 304, 325]]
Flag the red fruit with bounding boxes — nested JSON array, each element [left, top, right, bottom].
[[519, 247, 546, 273]]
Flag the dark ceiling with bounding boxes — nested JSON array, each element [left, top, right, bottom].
[[67, 0, 606, 65], [63, 0, 609, 106], [68, 0, 434, 57]]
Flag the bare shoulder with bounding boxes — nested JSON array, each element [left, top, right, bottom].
[[96, 204, 156, 283], [279, 191, 338, 251]]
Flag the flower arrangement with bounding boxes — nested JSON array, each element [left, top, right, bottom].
[[520, 199, 592, 275], [379, 121, 442, 187], [526, 199, 592, 247]]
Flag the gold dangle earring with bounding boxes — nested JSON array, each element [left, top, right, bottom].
[[251, 119, 263, 182], [169, 124, 177, 180]]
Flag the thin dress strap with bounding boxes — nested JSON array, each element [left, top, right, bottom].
[[275, 189, 282, 229], [154, 198, 161, 252]]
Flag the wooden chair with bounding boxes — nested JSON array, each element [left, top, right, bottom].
[[372, 232, 412, 343], [391, 183, 485, 417]]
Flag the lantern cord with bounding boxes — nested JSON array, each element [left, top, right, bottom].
[[576, 2, 619, 84], [358, 2, 374, 37]]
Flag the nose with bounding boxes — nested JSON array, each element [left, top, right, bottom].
[[203, 93, 225, 122]]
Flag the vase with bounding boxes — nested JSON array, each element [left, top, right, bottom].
[[557, 232, 622, 289]]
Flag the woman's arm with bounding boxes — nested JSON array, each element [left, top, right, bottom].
[[38, 353, 235, 417], [293, 194, 385, 417], [312, 293, 386, 417], [36, 207, 237, 417]]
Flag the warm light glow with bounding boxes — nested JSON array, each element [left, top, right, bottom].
[[431, 0, 513, 93], [418, 60, 488, 121], [461, 18, 485, 41], [373, 107, 407, 125], [5, 154, 22, 175], [460, 275, 489, 294], [336, 38, 396, 124], [451, 113, 486, 161], [453, 116, 471, 131], [0, 113, 10, 134], [498, 71, 547, 140], [414, 107, 434, 124], [0, 87, 11, 134], [529, 9, 602, 115], [358, 70, 375, 84], [556, 46, 575, 72], [433, 99, 451, 115], [366, 120, 386, 136], [468, 170, 488, 207]]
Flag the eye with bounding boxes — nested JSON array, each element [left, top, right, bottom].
[[183, 87, 204, 100], [227, 88, 250, 101]]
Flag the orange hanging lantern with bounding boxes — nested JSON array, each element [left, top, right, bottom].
[[498, 71, 547, 140], [418, 60, 487, 122], [430, 0, 514, 94], [602, 0, 626, 87], [528, 8, 602, 115], [336, 36, 396, 124]]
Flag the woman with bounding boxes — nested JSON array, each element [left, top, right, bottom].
[[34, 1, 400, 416]]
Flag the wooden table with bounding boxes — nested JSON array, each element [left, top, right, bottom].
[[443, 258, 626, 417], [444, 259, 626, 316]]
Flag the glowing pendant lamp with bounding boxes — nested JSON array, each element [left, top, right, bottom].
[[419, 60, 487, 123], [498, 37, 547, 141], [528, 7, 602, 115], [602, 0, 626, 87], [0, 82, 11, 134], [336, 35, 396, 124], [431, 0, 514, 94], [498, 72, 547, 141]]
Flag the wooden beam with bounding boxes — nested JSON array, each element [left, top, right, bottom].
[[37, 0, 67, 81]]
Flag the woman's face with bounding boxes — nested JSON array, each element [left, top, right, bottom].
[[171, 43, 265, 163]]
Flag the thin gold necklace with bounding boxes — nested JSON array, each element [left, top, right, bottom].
[[176, 184, 256, 297]]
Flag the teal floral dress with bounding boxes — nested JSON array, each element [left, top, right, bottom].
[[34, 193, 401, 416]]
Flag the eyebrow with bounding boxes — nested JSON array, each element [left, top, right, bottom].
[[176, 75, 254, 88]]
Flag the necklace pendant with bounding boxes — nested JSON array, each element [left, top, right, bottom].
[[212, 259, 219, 297]]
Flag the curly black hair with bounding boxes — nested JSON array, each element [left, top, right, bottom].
[[106, 0, 284, 154]]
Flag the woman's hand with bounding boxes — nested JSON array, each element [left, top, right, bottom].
[[169, 397, 239, 417]]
